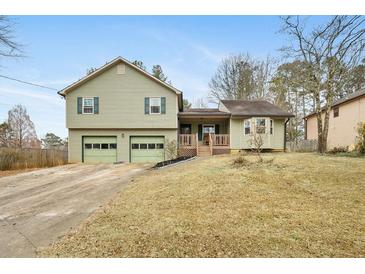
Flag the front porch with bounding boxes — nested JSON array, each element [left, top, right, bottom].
[[178, 112, 231, 156], [178, 133, 230, 157]]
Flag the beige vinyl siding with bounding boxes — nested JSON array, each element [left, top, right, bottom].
[[305, 95, 365, 149], [68, 129, 177, 163], [229, 117, 285, 150], [66, 63, 178, 129], [271, 119, 285, 149]]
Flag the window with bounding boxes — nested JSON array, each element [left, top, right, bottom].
[[101, 143, 109, 149], [180, 124, 191, 134], [203, 125, 215, 134], [333, 106, 339, 118], [140, 144, 147, 149], [270, 119, 273, 135], [256, 118, 266, 134], [148, 144, 156, 149], [132, 144, 139, 149], [109, 143, 117, 149], [157, 143, 164, 149], [92, 144, 100, 149], [244, 120, 251, 135], [85, 143, 92, 149], [83, 98, 94, 114], [150, 98, 161, 114]]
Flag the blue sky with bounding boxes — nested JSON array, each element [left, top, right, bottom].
[[0, 16, 327, 138]]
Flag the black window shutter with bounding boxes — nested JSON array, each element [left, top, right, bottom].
[[198, 124, 202, 141], [94, 97, 99, 114], [161, 97, 166, 114], [215, 124, 220, 134], [77, 97, 82, 114], [144, 97, 150, 114]]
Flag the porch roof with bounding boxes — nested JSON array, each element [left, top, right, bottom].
[[178, 108, 230, 118], [220, 100, 294, 118]]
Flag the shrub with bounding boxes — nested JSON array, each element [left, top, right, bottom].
[[328, 146, 348, 154], [233, 154, 250, 167], [165, 139, 178, 160], [355, 123, 365, 154]]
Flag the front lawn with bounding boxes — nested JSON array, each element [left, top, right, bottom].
[[42, 153, 365, 257]]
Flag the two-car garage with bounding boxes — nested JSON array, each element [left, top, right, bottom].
[[82, 136, 165, 163]]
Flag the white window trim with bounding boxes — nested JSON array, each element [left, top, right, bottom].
[[270, 119, 274, 135], [202, 124, 216, 134], [82, 97, 94, 114], [244, 119, 251, 135], [149, 97, 161, 115]]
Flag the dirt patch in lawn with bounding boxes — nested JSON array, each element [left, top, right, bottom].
[[0, 168, 40, 178], [41, 153, 365, 257]]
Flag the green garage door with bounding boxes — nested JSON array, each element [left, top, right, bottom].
[[130, 136, 165, 163], [83, 136, 117, 163]]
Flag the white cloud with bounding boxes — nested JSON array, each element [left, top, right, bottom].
[[0, 86, 63, 108]]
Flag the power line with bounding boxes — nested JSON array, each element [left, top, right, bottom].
[[0, 74, 58, 91]]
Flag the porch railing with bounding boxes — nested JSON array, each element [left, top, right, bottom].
[[211, 134, 230, 146], [179, 134, 197, 147]]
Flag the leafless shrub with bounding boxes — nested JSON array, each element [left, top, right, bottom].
[[249, 132, 264, 162], [165, 139, 178, 160]]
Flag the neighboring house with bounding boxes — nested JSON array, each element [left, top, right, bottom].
[[59, 56, 294, 163], [304, 89, 365, 150]]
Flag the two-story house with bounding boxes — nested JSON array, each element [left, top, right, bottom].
[[304, 89, 365, 150], [59, 57, 294, 163]]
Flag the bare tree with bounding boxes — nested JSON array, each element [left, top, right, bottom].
[[281, 16, 365, 153], [249, 130, 264, 162], [270, 60, 312, 143], [192, 97, 209, 108], [0, 122, 14, 147], [209, 53, 275, 102], [0, 16, 23, 59], [7, 105, 38, 148]]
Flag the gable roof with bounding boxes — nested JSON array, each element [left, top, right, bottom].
[[304, 89, 365, 119], [220, 100, 294, 118], [332, 89, 365, 107], [57, 56, 183, 109]]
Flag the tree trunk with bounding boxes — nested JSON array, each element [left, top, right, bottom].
[[322, 108, 331, 152], [314, 91, 324, 153]]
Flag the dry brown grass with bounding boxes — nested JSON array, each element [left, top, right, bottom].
[[0, 148, 68, 171], [42, 153, 365, 258]]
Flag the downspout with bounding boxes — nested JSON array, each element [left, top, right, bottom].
[[284, 118, 289, 152]]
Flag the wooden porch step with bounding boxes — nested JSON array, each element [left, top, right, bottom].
[[197, 145, 212, 156]]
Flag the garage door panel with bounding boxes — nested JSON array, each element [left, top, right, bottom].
[[83, 136, 117, 163], [131, 136, 165, 163]]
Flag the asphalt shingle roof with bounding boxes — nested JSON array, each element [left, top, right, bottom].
[[221, 100, 294, 117]]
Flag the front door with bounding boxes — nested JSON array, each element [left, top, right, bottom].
[[202, 125, 215, 145]]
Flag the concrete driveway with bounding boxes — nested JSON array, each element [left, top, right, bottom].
[[0, 163, 149, 257]]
